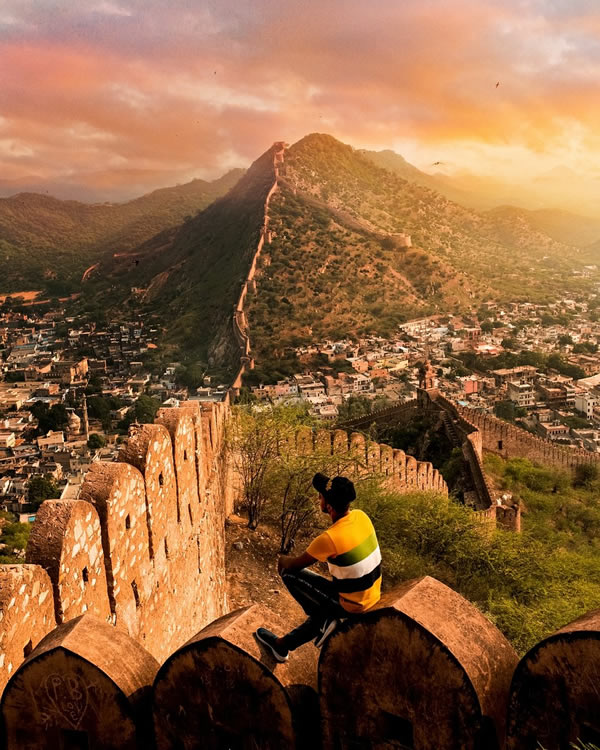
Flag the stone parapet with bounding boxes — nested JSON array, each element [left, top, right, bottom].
[[507, 609, 600, 749], [3, 574, 600, 747], [271, 423, 449, 497], [0, 565, 55, 696], [26, 499, 110, 625], [1, 615, 159, 750], [153, 605, 318, 749], [0, 402, 230, 695], [319, 576, 518, 750], [230, 142, 285, 398]]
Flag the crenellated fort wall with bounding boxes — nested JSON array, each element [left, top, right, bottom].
[[2, 400, 600, 747], [452, 402, 600, 469], [3, 576, 600, 749], [0, 404, 446, 702], [336, 387, 596, 532], [280, 423, 448, 497], [0, 400, 230, 699], [231, 141, 287, 395]]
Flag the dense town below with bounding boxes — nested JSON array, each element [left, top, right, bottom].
[[244, 286, 600, 447], [2, 277, 600, 559]]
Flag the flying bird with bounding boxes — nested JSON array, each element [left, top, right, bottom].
[[496, 81, 500, 88], [432, 161, 444, 166]]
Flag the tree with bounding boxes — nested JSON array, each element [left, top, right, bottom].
[[337, 395, 373, 422], [267, 445, 366, 553], [175, 363, 206, 389], [227, 407, 289, 529], [87, 433, 106, 450], [227, 405, 318, 530], [546, 354, 585, 380], [134, 395, 161, 423], [269, 456, 320, 553], [573, 341, 597, 354], [29, 401, 69, 434], [28, 474, 60, 509], [494, 400, 527, 422], [0, 518, 31, 563], [573, 463, 599, 489], [558, 334, 573, 347], [118, 394, 161, 431], [85, 373, 103, 394]]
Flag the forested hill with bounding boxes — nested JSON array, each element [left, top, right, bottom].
[[87, 143, 281, 366], [245, 134, 584, 365], [0, 169, 244, 292], [5, 133, 594, 380]]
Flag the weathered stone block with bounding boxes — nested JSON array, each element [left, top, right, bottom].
[[153, 605, 318, 750], [0, 565, 56, 697], [507, 609, 600, 749], [79, 462, 151, 640], [26, 499, 110, 625], [1, 615, 159, 750], [156, 408, 199, 538], [119, 424, 179, 561], [319, 576, 518, 750]]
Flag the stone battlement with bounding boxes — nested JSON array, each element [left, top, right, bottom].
[[0, 399, 232, 698], [283, 424, 448, 496], [230, 142, 285, 397], [2, 400, 600, 746], [452, 402, 600, 469], [0, 405, 446, 701], [336, 388, 598, 531], [3, 577, 600, 748]]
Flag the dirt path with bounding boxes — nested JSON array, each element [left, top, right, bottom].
[[225, 515, 312, 631]]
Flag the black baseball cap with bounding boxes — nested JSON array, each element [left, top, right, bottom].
[[312, 473, 356, 510]]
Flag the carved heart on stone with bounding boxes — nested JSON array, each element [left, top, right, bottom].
[[45, 673, 89, 728]]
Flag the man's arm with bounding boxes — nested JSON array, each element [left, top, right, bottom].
[[278, 550, 316, 574]]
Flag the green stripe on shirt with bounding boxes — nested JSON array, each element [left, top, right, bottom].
[[331, 531, 378, 567]]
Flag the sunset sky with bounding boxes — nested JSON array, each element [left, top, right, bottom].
[[0, 0, 599, 202]]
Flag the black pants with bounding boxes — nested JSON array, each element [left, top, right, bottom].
[[280, 569, 349, 651]]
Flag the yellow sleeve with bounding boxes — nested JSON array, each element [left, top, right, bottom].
[[307, 531, 336, 562]]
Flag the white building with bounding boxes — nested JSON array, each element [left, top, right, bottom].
[[507, 381, 535, 409], [0, 432, 15, 448], [575, 391, 597, 419]]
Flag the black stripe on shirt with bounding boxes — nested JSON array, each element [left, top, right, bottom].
[[333, 564, 382, 594]]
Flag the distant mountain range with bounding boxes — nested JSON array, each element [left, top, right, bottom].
[[1, 134, 599, 376], [80, 134, 600, 373], [360, 149, 600, 221], [0, 170, 244, 292]]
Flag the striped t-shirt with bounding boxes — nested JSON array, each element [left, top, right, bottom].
[[307, 509, 382, 614]]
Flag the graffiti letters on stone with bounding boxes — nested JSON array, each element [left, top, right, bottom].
[[42, 673, 89, 728]]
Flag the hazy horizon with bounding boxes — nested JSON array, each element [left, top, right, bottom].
[[1, 0, 599, 209]]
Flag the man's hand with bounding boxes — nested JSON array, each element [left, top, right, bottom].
[[278, 551, 316, 575]]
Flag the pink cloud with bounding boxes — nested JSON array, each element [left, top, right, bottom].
[[0, 0, 598, 198]]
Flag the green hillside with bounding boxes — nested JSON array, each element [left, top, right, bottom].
[[11, 133, 594, 381], [244, 134, 589, 369], [0, 169, 243, 292], [87, 145, 280, 368]]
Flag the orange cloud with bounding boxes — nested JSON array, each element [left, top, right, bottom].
[[0, 0, 598, 199]]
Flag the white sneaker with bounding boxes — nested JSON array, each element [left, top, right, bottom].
[[314, 619, 338, 649]]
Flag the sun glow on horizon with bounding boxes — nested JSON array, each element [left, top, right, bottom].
[[0, 0, 598, 207]]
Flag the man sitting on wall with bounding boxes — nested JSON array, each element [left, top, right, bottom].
[[254, 473, 382, 661]]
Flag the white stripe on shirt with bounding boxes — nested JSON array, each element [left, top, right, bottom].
[[327, 545, 382, 580]]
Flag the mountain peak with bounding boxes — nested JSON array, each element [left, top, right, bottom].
[[290, 132, 354, 154]]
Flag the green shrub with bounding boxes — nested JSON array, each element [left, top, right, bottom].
[[354, 476, 600, 654]]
